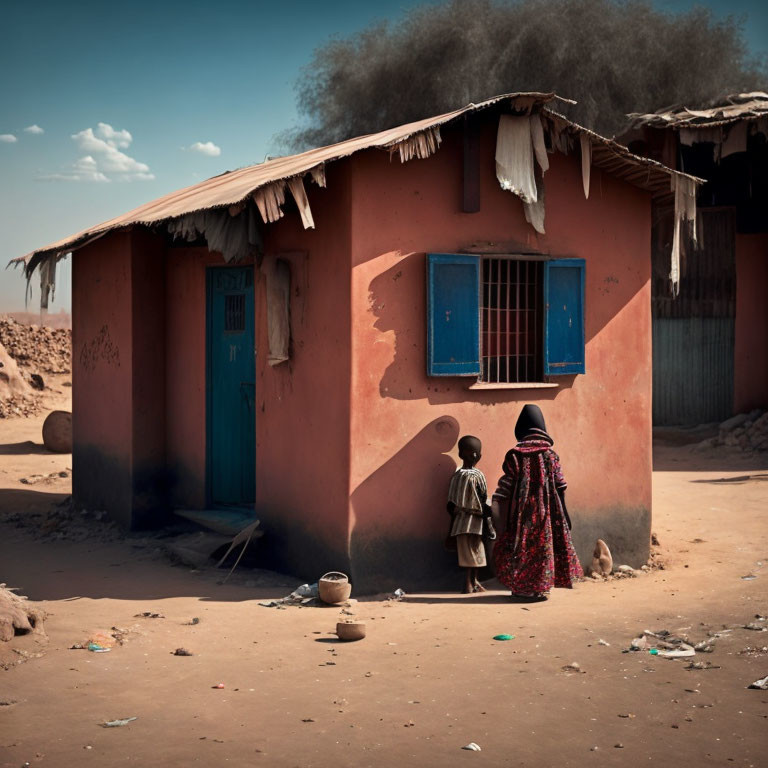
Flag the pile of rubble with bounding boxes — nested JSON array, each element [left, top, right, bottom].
[[696, 409, 768, 453], [0, 316, 71, 375], [0, 495, 120, 544]]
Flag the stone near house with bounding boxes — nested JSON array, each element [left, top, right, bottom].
[[42, 410, 72, 453]]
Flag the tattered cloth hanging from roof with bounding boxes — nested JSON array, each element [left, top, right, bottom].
[[495, 114, 550, 233], [388, 126, 442, 162], [264, 256, 291, 366], [252, 165, 327, 228], [669, 175, 698, 296], [580, 134, 592, 199], [39, 256, 57, 310], [166, 204, 263, 263]]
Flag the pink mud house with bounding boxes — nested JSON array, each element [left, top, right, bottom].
[[18, 93, 700, 592]]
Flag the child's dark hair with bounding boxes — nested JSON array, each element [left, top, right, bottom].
[[458, 435, 481, 453]]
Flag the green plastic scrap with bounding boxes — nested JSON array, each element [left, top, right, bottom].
[[649, 648, 659, 655], [493, 634, 515, 641]]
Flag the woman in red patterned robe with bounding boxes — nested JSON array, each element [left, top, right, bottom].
[[492, 405, 583, 599]]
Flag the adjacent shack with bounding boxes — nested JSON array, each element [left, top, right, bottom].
[[622, 93, 768, 425], [16, 93, 700, 591]]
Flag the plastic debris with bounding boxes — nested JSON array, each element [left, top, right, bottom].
[[87, 643, 111, 653], [493, 634, 515, 641], [655, 643, 695, 658], [598, 639, 610, 646], [649, 649, 659, 655], [562, 662, 581, 672], [630, 636, 647, 651], [294, 583, 318, 598], [172, 648, 193, 656], [745, 622, 767, 631], [685, 661, 721, 670], [462, 743, 482, 751], [184, 617, 201, 625], [389, 588, 406, 601], [212, 683, 225, 689], [101, 717, 137, 728], [134, 612, 164, 618], [747, 675, 768, 690]]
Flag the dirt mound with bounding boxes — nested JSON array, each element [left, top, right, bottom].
[[0, 316, 71, 375], [0, 341, 40, 419]]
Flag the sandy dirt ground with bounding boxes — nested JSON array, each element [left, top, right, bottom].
[[1, 387, 766, 767]]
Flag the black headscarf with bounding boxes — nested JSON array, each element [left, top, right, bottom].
[[514, 404, 550, 442]]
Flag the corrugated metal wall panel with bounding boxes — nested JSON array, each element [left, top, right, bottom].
[[652, 317, 734, 425]]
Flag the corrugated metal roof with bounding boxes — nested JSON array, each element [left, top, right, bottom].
[[14, 92, 702, 268], [628, 92, 768, 129]]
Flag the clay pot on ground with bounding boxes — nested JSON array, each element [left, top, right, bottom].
[[43, 410, 72, 453], [336, 621, 366, 641], [318, 572, 352, 604]]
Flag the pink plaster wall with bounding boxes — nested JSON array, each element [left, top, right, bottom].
[[734, 232, 768, 413], [255, 160, 354, 576], [73, 234, 134, 524], [164, 247, 226, 509], [73, 229, 167, 527], [347, 116, 653, 589]]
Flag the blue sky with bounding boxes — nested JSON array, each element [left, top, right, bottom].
[[1, 0, 766, 313]]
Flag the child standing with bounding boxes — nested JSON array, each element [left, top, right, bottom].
[[447, 435, 496, 594]]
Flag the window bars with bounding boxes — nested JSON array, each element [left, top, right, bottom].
[[481, 258, 543, 383]]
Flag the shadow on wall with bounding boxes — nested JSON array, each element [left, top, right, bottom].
[[350, 416, 462, 594], [368, 254, 576, 404]]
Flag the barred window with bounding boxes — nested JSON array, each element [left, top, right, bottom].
[[481, 258, 543, 383]]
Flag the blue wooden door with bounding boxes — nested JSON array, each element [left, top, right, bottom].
[[207, 267, 256, 506]]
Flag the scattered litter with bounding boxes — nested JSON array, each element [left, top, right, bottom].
[[745, 622, 767, 632], [301, 718, 315, 723], [389, 588, 406, 601], [259, 583, 329, 609], [562, 662, 582, 673], [694, 641, 715, 653], [493, 634, 515, 641], [685, 661, 720, 670], [101, 717, 137, 728], [598, 639, 610, 647], [184, 617, 201, 625], [462, 742, 482, 751], [741, 575, 757, 581], [212, 683, 225, 689], [87, 643, 111, 653], [617, 713, 635, 718], [747, 675, 768, 690], [134, 612, 164, 619], [629, 636, 647, 651], [655, 643, 695, 658], [649, 649, 659, 656], [172, 648, 193, 656], [614, 743, 624, 749]]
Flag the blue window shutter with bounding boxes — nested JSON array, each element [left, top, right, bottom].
[[427, 253, 481, 376], [544, 259, 586, 375]]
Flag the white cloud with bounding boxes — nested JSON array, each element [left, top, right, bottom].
[[0, 134, 17, 143], [24, 124, 44, 135], [96, 122, 131, 148], [189, 141, 221, 157], [39, 122, 154, 182]]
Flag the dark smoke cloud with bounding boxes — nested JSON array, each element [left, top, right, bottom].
[[283, 0, 766, 149]]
